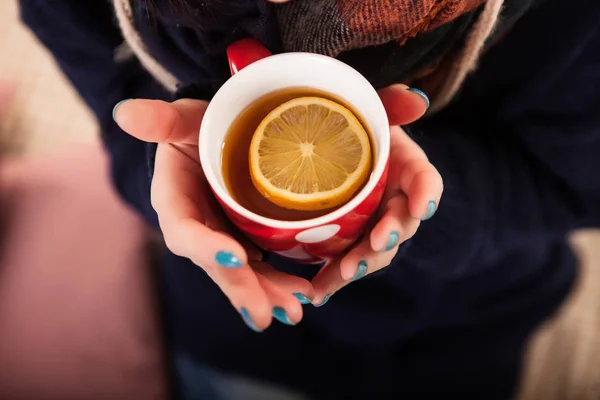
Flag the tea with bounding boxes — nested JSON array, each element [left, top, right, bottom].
[[221, 87, 372, 221]]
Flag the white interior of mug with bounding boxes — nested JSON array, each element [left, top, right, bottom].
[[200, 52, 390, 229]]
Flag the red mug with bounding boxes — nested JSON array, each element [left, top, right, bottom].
[[199, 39, 390, 263]]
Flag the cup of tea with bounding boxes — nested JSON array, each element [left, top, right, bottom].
[[199, 39, 390, 263]]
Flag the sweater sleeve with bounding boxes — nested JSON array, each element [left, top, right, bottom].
[[18, 0, 171, 228], [399, 23, 600, 278]]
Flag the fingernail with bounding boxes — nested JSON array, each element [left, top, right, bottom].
[[353, 260, 368, 281], [382, 231, 400, 252], [315, 293, 332, 308], [215, 251, 243, 268], [240, 307, 262, 332], [293, 293, 312, 305], [406, 88, 430, 108], [422, 200, 437, 221], [112, 98, 132, 121], [272, 307, 295, 326]]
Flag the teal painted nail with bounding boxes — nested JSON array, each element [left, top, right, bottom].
[[112, 99, 132, 121], [293, 293, 312, 305], [240, 307, 261, 332], [382, 231, 400, 252], [272, 307, 295, 326], [422, 200, 437, 221], [215, 251, 243, 268], [406, 88, 430, 108], [353, 260, 368, 281], [315, 293, 332, 308]]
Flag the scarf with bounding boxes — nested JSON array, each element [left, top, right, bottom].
[[116, 0, 543, 110], [277, 0, 486, 55], [276, 0, 541, 110]]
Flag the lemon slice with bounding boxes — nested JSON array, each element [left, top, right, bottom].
[[249, 96, 372, 211]]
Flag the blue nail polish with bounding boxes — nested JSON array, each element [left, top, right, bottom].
[[406, 88, 430, 108], [215, 251, 243, 268], [422, 200, 437, 221], [293, 293, 312, 305], [315, 293, 332, 308], [240, 307, 261, 332], [353, 260, 368, 281], [272, 307, 295, 326], [112, 99, 132, 121], [382, 231, 400, 252]]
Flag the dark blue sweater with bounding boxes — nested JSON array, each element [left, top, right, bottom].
[[19, 0, 600, 397]]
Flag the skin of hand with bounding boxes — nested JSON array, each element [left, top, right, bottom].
[[0, 82, 15, 120], [310, 86, 443, 306], [112, 84, 442, 330]]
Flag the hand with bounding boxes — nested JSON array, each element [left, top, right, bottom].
[[311, 85, 444, 306], [0, 82, 16, 155], [113, 98, 314, 332], [0, 82, 15, 120]]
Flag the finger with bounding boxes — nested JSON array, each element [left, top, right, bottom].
[[312, 196, 412, 303], [389, 126, 443, 220], [370, 194, 420, 252], [233, 233, 264, 262], [153, 144, 272, 331], [400, 160, 443, 220], [161, 216, 273, 331], [314, 242, 398, 302], [378, 84, 430, 126], [151, 143, 263, 261], [255, 270, 305, 326], [389, 125, 429, 165], [346, 195, 416, 277], [205, 209, 263, 262], [311, 259, 343, 306], [252, 262, 315, 304], [195, 186, 264, 262], [340, 239, 397, 282], [113, 98, 208, 145]]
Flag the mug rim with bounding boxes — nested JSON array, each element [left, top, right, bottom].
[[199, 52, 390, 230]]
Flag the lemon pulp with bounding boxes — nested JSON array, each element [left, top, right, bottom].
[[249, 96, 372, 211]]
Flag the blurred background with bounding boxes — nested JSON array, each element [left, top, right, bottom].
[[0, 1, 598, 399]]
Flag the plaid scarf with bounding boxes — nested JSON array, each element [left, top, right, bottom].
[[129, 0, 543, 102], [276, 0, 485, 56], [274, 0, 542, 94]]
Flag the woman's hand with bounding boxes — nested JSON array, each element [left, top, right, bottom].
[[311, 85, 444, 306], [113, 84, 440, 323], [113, 99, 315, 332], [0, 82, 15, 119]]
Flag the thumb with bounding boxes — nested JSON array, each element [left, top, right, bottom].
[[112, 98, 208, 145]]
